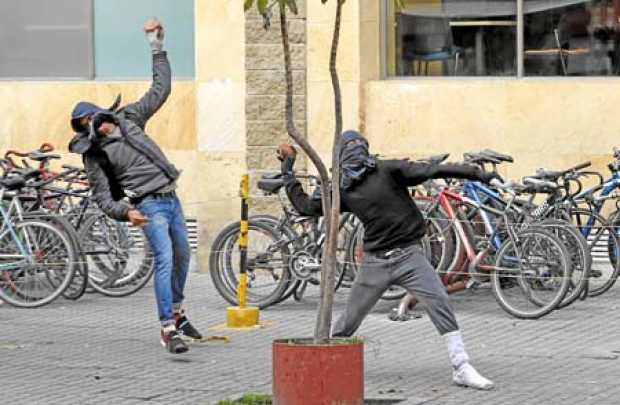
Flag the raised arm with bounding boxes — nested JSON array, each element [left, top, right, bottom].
[[123, 18, 172, 129]]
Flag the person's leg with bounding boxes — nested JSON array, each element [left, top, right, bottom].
[[169, 197, 191, 311], [393, 245, 493, 390], [140, 199, 188, 353], [332, 257, 392, 338], [168, 196, 201, 339], [141, 200, 174, 325]]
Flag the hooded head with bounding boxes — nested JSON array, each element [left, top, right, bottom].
[[68, 98, 121, 154], [338, 130, 376, 190], [70, 102, 106, 133]]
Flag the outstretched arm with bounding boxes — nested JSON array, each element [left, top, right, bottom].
[[389, 160, 498, 186], [124, 18, 172, 129]]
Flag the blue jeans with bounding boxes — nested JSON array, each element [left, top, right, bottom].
[[138, 195, 191, 326]]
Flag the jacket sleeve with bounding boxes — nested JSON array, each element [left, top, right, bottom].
[[123, 52, 172, 129], [83, 155, 131, 221], [388, 160, 485, 186], [284, 177, 350, 216], [285, 178, 324, 217]]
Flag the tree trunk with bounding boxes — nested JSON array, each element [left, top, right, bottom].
[[278, 5, 330, 195], [278, 3, 336, 343], [314, 0, 345, 343]]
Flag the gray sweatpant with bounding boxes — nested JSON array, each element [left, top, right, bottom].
[[332, 243, 459, 337]]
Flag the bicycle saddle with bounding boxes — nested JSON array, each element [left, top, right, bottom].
[[480, 149, 514, 163], [29, 152, 61, 162], [0, 176, 26, 191], [463, 152, 502, 165], [258, 173, 284, 195], [532, 168, 564, 181], [521, 177, 559, 193], [11, 168, 41, 180]]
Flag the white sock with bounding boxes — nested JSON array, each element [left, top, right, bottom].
[[444, 330, 470, 370]]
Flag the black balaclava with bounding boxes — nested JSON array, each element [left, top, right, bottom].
[[339, 130, 377, 190]]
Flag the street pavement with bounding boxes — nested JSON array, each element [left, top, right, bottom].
[[2, 263, 620, 405]]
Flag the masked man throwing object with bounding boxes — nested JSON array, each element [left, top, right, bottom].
[[68, 18, 201, 354], [278, 131, 497, 390]]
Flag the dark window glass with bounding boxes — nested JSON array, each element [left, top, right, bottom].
[[0, 0, 92, 79], [387, 0, 517, 76], [524, 1, 620, 76]]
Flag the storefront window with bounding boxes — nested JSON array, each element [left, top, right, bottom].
[[385, 0, 517, 76], [385, 0, 620, 77], [525, 1, 620, 76]]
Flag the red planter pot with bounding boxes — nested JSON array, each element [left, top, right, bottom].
[[272, 338, 364, 405]]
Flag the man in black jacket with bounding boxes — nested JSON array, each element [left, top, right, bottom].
[[278, 131, 497, 390], [68, 19, 200, 354]]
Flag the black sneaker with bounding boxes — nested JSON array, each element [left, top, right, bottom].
[[161, 328, 189, 354], [175, 315, 203, 340]]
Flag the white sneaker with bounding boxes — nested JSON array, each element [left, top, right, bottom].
[[453, 363, 494, 390]]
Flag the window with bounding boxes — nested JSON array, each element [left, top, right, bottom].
[[0, 0, 92, 79], [384, 0, 620, 77], [0, 0, 194, 80], [525, 1, 620, 76], [385, 0, 517, 76], [94, 0, 194, 79]]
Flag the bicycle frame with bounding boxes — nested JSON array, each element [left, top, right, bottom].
[[573, 171, 620, 236], [431, 184, 520, 288], [0, 189, 33, 270]]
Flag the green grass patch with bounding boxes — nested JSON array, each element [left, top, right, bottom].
[[216, 393, 272, 405]]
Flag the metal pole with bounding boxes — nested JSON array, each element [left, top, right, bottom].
[[517, 0, 524, 77], [238, 174, 249, 308]]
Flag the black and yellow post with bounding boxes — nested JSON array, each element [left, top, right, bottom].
[[226, 174, 260, 328]]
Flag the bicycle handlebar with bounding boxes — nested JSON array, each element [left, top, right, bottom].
[[569, 161, 591, 172]]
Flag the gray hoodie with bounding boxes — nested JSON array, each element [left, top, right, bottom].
[[69, 52, 179, 221]]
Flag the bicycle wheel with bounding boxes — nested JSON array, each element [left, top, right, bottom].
[[537, 219, 591, 308], [570, 209, 620, 297], [209, 220, 291, 309], [25, 212, 88, 301], [252, 215, 302, 304], [0, 220, 76, 307], [491, 227, 570, 319], [418, 199, 457, 274], [78, 214, 154, 297]]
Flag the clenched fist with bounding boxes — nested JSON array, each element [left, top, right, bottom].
[[277, 143, 297, 176], [277, 143, 297, 161], [144, 17, 164, 52]]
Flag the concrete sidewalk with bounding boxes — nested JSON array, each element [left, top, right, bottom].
[[1, 272, 619, 405]]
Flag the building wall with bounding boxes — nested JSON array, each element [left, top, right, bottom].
[[3, 1, 620, 272], [245, 0, 307, 211], [306, 0, 620, 183], [0, 0, 247, 270]]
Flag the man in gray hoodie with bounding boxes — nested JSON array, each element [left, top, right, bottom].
[[69, 19, 200, 354]]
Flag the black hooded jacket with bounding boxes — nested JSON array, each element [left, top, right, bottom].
[[286, 158, 488, 253]]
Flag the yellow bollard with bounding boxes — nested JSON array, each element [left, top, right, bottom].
[[226, 174, 260, 328]]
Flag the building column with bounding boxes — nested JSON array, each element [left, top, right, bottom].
[[193, 0, 247, 267]]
